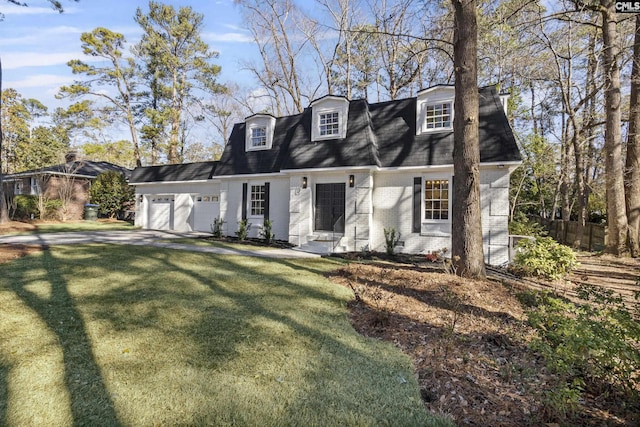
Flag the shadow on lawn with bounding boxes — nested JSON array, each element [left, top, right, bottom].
[[148, 253, 435, 424], [2, 245, 438, 426], [9, 247, 121, 426], [0, 363, 7, 426]]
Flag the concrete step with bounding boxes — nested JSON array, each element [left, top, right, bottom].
[[298, 237, 347, 254]]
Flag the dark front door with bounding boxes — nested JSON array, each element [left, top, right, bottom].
[[315, 183, 345, 233]]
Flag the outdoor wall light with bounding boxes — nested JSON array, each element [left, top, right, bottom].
[[349, 175, 355, 187], [302, 176, 308, 189]]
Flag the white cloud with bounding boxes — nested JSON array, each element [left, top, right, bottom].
[[1, 4, 61, 15], [246, 86, 272, 113], [2, 51, 99, 70], [0, 26, 84, 46], [204, 31, 253, 43], [5, 74, 74, 90]]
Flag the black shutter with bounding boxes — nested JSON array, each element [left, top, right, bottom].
[[413, 177, 421, 233], [264, 182, 270, 220], [242, 183, 248, 220]]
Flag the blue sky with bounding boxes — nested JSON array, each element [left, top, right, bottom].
[[1, 0, 257, 111]]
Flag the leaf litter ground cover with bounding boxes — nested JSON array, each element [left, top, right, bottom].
[[327, 258, 640, 426]]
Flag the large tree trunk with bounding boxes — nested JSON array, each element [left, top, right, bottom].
[[626, 14, 640, 257], [451, 0, 485, 279], [601, 0, 629, 256]]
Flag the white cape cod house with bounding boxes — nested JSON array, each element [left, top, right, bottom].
[[130, 85, 522, 265]]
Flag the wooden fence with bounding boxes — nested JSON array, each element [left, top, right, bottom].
[[534, 217, 607, 252]]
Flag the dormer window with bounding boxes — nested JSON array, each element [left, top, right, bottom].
[[416, 86, 455, 135], [245, 114, 276, 152], [251, 127, 267, 147], [320, 112, 340, 136], [311, 95, 349, 141], [425, 102, 452, 130]]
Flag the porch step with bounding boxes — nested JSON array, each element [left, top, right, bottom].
[[297, 235, 347, 254]]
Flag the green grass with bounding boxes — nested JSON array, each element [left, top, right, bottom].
[[1, 220, 138, 236], [165, 237, 280, 251], [33, 220, 138, 234], [0, 245, 452, 427]]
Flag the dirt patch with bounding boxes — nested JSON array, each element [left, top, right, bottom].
[[327, 259, 639, 426], [0, 221, 37, 234], [0, 244, 43, 264]]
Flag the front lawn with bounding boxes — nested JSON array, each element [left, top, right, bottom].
[[0, 220, 137, 235], [0, 245, 450, 426]]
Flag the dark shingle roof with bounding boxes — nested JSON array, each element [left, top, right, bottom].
[[5, 161, 131, 180], [129, 161, 217, 183], [214, 114, 300, 176], [213, 85, 520, 176]]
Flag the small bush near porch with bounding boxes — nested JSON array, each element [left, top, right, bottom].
[[0, 245, 450, 426]]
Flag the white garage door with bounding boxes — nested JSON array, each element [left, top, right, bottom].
[[149, 196, 174, 230], [192, 194, 220, 232]]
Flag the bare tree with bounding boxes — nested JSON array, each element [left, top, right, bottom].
[[237, 0, 309, 115]]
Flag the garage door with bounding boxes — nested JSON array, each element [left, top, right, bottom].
[[192, 194, 220, 232], [149, 196, 174, 230]]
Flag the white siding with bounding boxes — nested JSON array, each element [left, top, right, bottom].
[[134, 182, 219, 231], [223, 177, 290, 240], [371, 167, 511, 265]]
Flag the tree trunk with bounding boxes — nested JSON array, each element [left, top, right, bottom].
[[0, 56, 7, 224], [626, 14, 640, 257], [601, 0, 629, 256], [451, 0, 485, 279], [574, 32, 598, 249]]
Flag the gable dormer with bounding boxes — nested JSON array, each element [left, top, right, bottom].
[[310, 95, 349, 141], [245, 114, 276, 152], [416, 85, 455, 135]]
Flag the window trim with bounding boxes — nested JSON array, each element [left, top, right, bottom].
[[419, 175, 452, 236], [424, 102, 452, 131], [249, 183, 266, 218], [310, 96, 349, 141], [250, 126, 267, 148], [423, 178, 450, 221], [319, 111, 341, 137], [416, 86, 455, 135], [245, 114, 276, 152]]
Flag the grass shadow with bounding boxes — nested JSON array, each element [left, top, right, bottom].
[[0, 362, 7, 426], [9, 248, 121, 426]]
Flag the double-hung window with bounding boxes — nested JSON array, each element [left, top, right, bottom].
[[250, 184, 266, 216], [424, 179, 449, 220], [319, 112, 340, 136], [251, 127, 267, 147], [425, 103, 452, 130]]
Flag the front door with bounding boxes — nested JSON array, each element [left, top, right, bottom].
[[315, 183, 345, 233]]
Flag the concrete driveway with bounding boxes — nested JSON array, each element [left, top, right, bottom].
[[0, 230, 320, 259]]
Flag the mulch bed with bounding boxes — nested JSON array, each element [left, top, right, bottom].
[[326, 259, 639, 426]]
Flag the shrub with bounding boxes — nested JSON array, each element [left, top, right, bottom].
[[512, 236, 577, 279], [235, 219, 251, 241], [383, 227, 401, 255], [13, 195, 39, 220], [211, 217, 225, 238], [523, 286, 640, 421], [509, 212, 547, 237], [260, 219, 275, 245], [89, 171, 135, 219], [43, 199, 63, 220]]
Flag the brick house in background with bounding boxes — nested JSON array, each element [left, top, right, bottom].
[[2, 153, 131, 220], [130, 85, 522, 265]]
